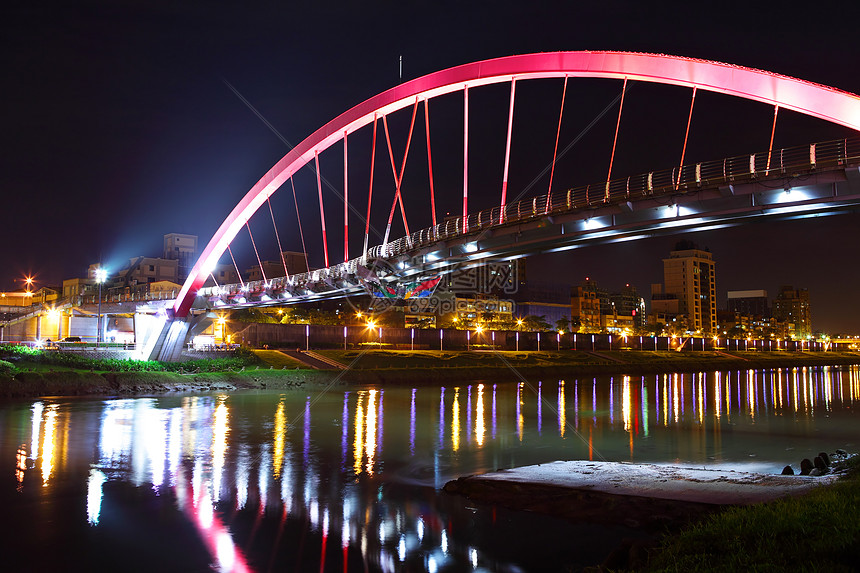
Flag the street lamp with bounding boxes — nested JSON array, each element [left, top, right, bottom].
[[94, 267, 108, 347], [218, 315, 227, 345]]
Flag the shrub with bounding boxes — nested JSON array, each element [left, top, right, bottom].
[[0, 343, 261, 373], [0, 359, 15, 377]]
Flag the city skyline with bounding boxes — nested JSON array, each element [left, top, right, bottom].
[[3, 1, 858, 331]]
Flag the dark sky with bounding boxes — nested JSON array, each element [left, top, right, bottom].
[[3, 1, 859, 332]]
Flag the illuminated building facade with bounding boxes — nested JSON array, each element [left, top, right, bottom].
[[571, 280, 604, 332], [773, 286, 811, 338], [726, 289, 770, 317], [163, 233, 198, 281], [661, 242, 717, 335]]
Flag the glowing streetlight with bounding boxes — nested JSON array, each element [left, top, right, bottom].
[[218, 315, 228, 345], [94, 267, 108, 347]]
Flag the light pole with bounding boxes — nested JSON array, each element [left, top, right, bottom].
[[218, 316, 228, 346], [95, 268, 108, 347]]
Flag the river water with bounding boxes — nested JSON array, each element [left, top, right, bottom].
[[3, 365, 858, 572]]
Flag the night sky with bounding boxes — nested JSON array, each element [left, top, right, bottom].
[[3, 1, 859, 332]]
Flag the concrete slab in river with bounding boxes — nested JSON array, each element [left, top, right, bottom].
[[457, 460, 837, 505]]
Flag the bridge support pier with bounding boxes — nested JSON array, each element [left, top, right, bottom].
[[134, 312, 213, 362]]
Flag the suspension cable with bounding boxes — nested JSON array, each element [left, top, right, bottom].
[[314, 151, 329, 268], [766, 105, 779, 173], [381, 104, 417, 247], [267, 197, 289, 280], [424, 99, 437, 227], [500, 78, 517, 223], [677, 86, 697, 187], [246, 222, 267, 284], [606, 77, 628, 199], [343, 131, 349, 263], [364, 114, 377, 259], [545, 75, 568, 214], [290, 177, 310, 274], [227, 245, 244, 288], [463, 85, 469, 230]]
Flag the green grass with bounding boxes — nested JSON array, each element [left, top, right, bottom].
[[0, 344, 261, 375], [644, 458, 860, 572], [312, 349, 860, 372], [252, 349, 305, 368], [315, 349, 600, 369]]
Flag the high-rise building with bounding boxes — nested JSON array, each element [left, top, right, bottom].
[[163, 233, 198, 281], [610, 284, 647, 329], [513, 280, 571, 328], [726, 289, 769, 317], [772, 286, 811, 338], [571, 279, 605, 332], [661, 241, 717, 334]]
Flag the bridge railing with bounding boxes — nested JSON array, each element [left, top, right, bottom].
[[199, 137, 860, 301]]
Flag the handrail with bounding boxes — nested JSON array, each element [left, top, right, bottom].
[[199, 136, 860, 299]]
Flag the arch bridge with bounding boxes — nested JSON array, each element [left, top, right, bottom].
[[146, 51, 860, 360]]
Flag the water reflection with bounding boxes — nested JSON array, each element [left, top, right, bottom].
[[7, 365, 860, 571]]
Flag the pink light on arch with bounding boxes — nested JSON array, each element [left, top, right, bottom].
[[175, 51, 860, 317]]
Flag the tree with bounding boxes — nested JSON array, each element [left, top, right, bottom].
[[522, 315, 551, 332], [555, 317, 571, 333]]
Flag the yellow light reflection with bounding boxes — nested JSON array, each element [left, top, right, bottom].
[[365, 390, 378, 474], [725, 375, 731, 423], [672, 375, 679, 423], [41, 405, 58, 486], [517, 383, 524, 442], [777, 369, 784, 410], [558, 380, 566, 438], [622, 376, 633, 458], [793, 369, 799, 413], [748, 371, 756, 422], [273, 397, 286, 479], [353, 392, 365, 476], [621, 376, 631, 433], [475, 384, 485, 446], [714, 373, 722, 419], [697, 375, 704, 426], [452, 388, 461, 452]]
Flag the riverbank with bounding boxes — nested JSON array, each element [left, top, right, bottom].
[[444, 456, 859, 571], [2, 349, 859, 398]]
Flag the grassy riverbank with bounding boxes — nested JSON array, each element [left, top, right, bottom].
[[642, 456, 860, 572], [2, 347, 860, 398]]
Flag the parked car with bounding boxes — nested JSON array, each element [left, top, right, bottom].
[[61, 336, 82, 343]]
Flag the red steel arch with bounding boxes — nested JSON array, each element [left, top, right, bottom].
[[174, 50, 860, 317]]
